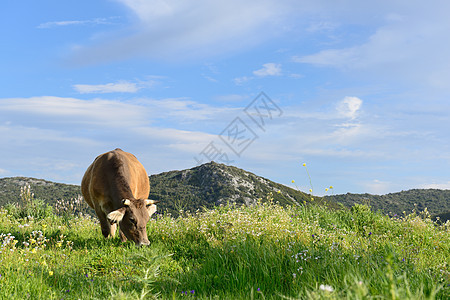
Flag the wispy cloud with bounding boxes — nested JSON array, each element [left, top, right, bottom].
[[0, 96, 148, 127], [293, 5, 450, 88], [214, 94, 248, 103], [234, 63, 282, 85], [0, 96, 238, 131], [0, 95, 237, 182], [38, 17, 119, 29], [73, 81, 140, 94], [305, 21, 338, 33], [141, 98, 240, 124], [419, 182, 450, 190], [69, 0, 295, 64], [253, 63, 282, 77], [233, 76, 253, 86], [363, 179, 393, 195]]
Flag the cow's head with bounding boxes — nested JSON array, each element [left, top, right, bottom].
[[107, 198, 158, 246]]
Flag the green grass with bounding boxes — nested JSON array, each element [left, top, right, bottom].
[[0, 199, 449, 299]]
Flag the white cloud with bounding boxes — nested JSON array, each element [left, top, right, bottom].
[[69, 0, 295, 64], [233, 76, 253, 85], [253, 63, 282, 77], [38, 17, 118, 29], [305, 21, 338, 33], [0, 96, 148, 127], [203, 75, 218, 83], [419, 182, 450, 190], [336, 96, 362, 119], [289, 73, 304, 79], [0, 95, 237, 182], [363, 179, 392, 195], [293, 3, 450, 88], [293, 48, 357, 66], [0, 96, 240, 131], [142, 98, 239, 123], [73, 81, 140, 94], [214, 94, 248, 103], [234, 63, 282, 85]]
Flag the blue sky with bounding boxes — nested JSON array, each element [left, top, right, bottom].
[[1, 0, 450, 195]]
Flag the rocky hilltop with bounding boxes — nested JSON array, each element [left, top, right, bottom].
[[148, 161, 322, 216]]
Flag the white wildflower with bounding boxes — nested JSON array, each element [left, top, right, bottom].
[[319, 284, 334, 292]]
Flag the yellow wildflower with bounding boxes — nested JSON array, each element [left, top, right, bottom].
[[49, 271, 53, 276]]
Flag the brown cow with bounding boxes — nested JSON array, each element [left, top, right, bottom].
[[81, 148, 158, 246]]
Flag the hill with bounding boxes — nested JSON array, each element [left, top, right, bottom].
[[432, 211, 450, 224], [0, 177, 81, 207], [0, 162, 329, 216], [326, 189, 450, 218], [1, 163, 449, 222], [148, 161, 337, 216]]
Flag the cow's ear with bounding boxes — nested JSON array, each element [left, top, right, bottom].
[[107, 207, 126, 223], [122, 199, 131, 206], [147, 203, 157, 216]]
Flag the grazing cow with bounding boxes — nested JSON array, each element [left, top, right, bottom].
[[81, 149, 158, 246]]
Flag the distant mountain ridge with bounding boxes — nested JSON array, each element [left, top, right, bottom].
[[326, 189, 450, 217], [0, 162, 449, 222]]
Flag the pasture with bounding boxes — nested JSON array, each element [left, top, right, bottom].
[[0, 195, 449, 299]]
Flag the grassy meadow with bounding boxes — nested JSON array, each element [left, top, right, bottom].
[[0, 189, 449, 299]]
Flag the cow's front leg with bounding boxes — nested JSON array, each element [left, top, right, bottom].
[[109, 222, 117, 237], [95, 208, 112, 238]]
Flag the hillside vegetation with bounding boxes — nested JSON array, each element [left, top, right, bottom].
[[0, 162, 337, 218], [148, 162, 340, 216], [326, 189, 450, 221], [0, 186, 449, 299], [1, 162, 449, 220], [0, 177, 80, 208]]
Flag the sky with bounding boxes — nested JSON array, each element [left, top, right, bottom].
[[1, 0, 450, 195]]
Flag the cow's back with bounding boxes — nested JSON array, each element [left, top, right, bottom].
[[81, 149, 150, 212]]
